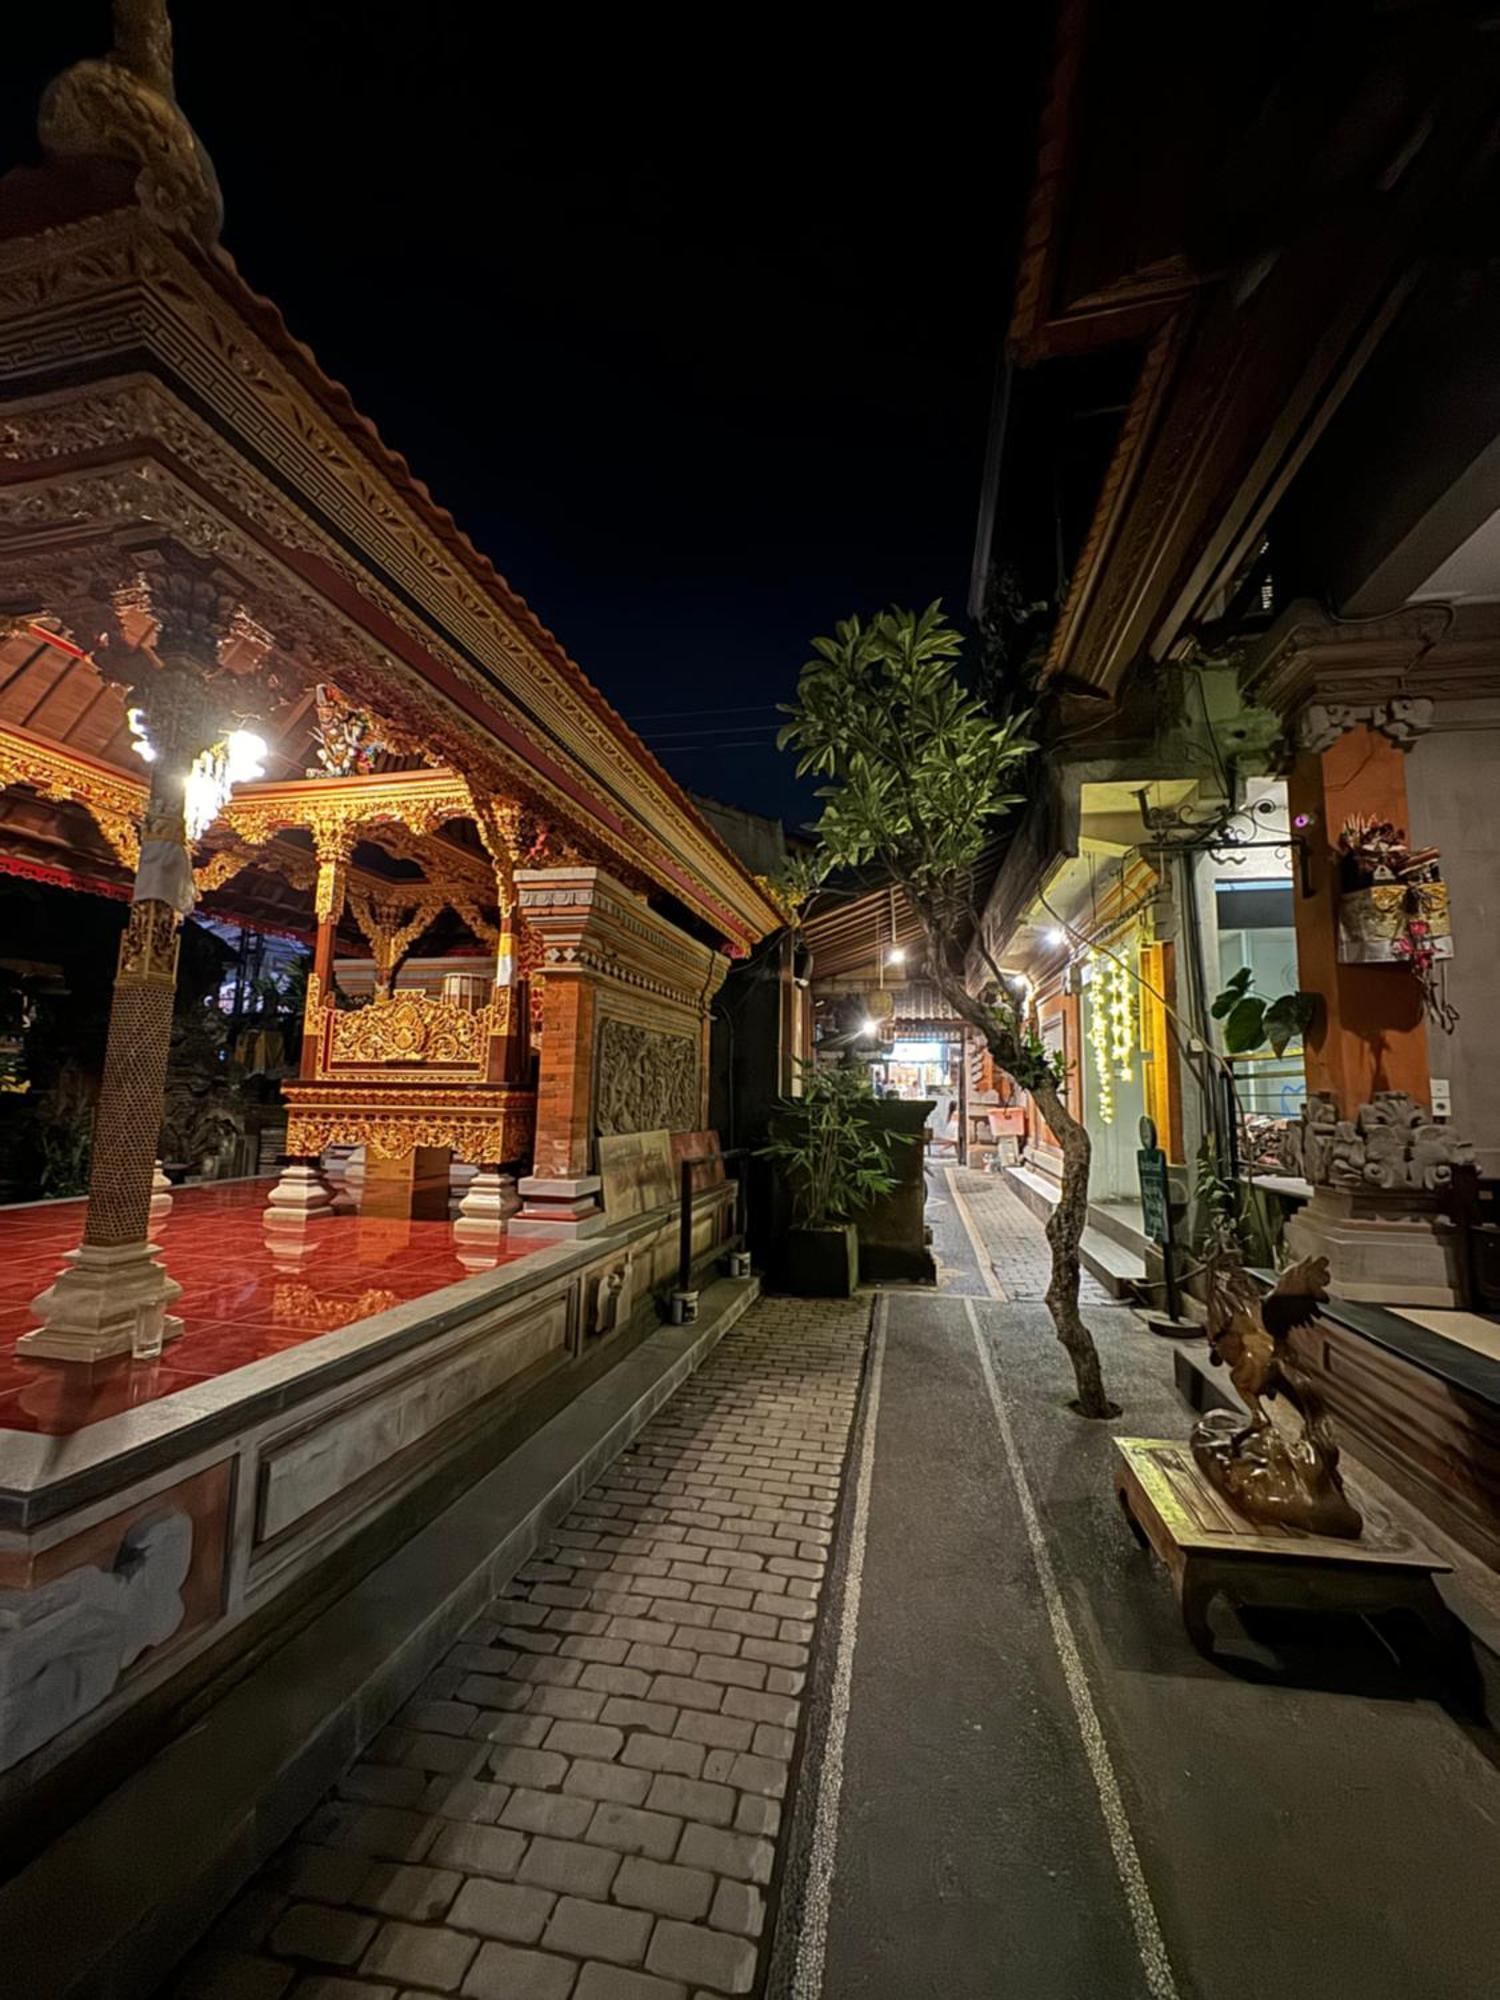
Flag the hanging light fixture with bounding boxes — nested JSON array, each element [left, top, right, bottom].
[[184, 728, 267, 842]]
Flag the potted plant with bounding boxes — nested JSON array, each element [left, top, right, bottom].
[[1211, 966, 1317, 1057], [761, 1062, 903, 1297]]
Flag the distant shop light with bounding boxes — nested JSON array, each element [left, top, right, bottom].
[[858, 1016, 880, 1038]]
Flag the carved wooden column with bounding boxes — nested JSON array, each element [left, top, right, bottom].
[[301, 831, 353, 1079], [512, 866, 728, 1238], [26, 639, 239, 1361]]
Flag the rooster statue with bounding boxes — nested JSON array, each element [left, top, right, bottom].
[[1190, 1250, 1363, 1538]]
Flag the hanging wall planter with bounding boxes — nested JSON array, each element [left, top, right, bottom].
[[1336, 816, 1457, 1031]]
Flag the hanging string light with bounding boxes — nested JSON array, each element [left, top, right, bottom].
[[1086, 948, 1114, 1124], [1108, 948, 1137, 1083], [185, 730, 268, 841]]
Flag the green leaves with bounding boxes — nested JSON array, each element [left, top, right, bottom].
[[1210, 968, 1316, 1057], [760, 1060, 906, 1230], [777, 602, 1033, 894]]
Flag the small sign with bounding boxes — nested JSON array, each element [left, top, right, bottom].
[[1136, 1115, 1172, 1247]]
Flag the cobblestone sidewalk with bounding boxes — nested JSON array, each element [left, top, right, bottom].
[[947, 1167, 1112, 1304], [173, 1295, 869, 2000]]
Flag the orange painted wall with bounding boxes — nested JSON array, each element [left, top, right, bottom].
[[1287, 726, 1430, 1116]]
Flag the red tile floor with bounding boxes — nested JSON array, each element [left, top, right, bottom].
[[0, 1179, 544, 1436]]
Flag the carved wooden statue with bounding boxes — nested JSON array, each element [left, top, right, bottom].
[[1191, 1250, 1363, 1538]]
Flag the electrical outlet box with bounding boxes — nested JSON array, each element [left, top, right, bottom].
[[1431, 1077, 1452, 1119]]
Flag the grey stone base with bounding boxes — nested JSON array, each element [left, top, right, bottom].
[[0, 1274, 760, 2000], [1286, 1186, 1464, 1306]]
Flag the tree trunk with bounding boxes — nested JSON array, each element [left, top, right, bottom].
[[920, 944, 1116, 1418], [1029, 1077, 1116, 1418]]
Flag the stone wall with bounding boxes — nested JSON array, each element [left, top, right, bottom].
[[1406, 698, 1500, 1174]]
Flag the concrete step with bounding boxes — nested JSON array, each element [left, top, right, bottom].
[[0, 1275, 761, 2000], [1002, 1164, 1148, 1301]]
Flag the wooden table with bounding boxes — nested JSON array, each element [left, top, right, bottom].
[[1114, 1437, 1474, 1701]]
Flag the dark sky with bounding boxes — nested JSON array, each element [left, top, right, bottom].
[[3, 5, 1042, 827]]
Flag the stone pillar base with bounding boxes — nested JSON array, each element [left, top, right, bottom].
[[1286, 1186, 1465, 1307], [150, 1161, 173, 1230], [22, 1240, 184, 1363], [321, 1144, 361, 1215], [449, 1159, 480, 1220], [509, 1174, 607, 1240], [265, 1160, 335, 1226]]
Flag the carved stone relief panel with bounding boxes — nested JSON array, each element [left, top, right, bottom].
[[594, 1016, 699, 1139]]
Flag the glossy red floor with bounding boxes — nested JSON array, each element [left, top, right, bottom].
[[0, 1178, 543, 1436]]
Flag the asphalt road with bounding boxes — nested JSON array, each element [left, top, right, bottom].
[[775, 1210, 1500, 1999]]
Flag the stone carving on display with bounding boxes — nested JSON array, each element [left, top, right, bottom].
[[594, 1018, 699, 1139], [1296, 697, 1434, 755], [0, 1509, 192, 1771], [1278, 1091, 1474, 1193]]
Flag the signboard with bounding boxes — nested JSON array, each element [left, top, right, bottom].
[[1136, 1115, 1172, 1247]]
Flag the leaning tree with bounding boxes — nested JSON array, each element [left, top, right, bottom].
[[780, 601, 1114, 1418]]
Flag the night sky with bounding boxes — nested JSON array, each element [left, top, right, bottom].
[[3, 5, 1042, 827]]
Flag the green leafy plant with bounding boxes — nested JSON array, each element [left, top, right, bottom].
[[761, 1062, 903, 1231], [1212, 967, 1316, 1057], [778, 602, 1114, 1416]]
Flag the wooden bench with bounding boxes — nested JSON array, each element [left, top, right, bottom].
[[1114, 1436, 1474, 1702]]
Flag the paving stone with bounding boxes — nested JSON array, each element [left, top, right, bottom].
[[673, 1825, 774, 1886], [750, 1724, 795, 1762], [707, 1878, 765, 1939], [562, 1759, 651, 1805], [420, 1776, 511, 1823], [691, 1657, 765, 1692], [360, 1922, 478, 1992], [489, 1746, 569, 1790], [460, 1940, 578, 2000], [742, 1637, 806, 1670], [530, 1684, 610, 1722], [720, 1688, 798, 1731], [677, 1626, 739, 1660], [580, 1664, 653, 1697], [765, 1668, 805, 1697], [545, 1720, 625, 1761], [572, 1964, 688, 2000], [429, 1823, 527, 1879], [354, 1863, 463, 1923], [448, 1877, 556, 1945], [643, 1775, 734, 1828], [644, 1919, 757, 1994], [479, 1712, 551, 1747], [518, 1834, 622, 1899], [733, 1795, 781, 1840], [611, 1855, 714, 1923], [672, 1712, 753, 1753], [607, 1617, 678, 1646], [400, 1700, 480, 1736], [599, 1697, 679, 1736], [722, 1752, 788, 1799], [501, 1789, 596, 1839], [585, 1803, 683, 1862], [505, 1626, 564, 1653], [510, 1656, 586, 1688], [207, 1884, 288, 1952], [542, 1894, 652, 1966], [620, 1734, 704, 1780], [648, 1676, 722, 1714], [459, 1677, 531, 1711]]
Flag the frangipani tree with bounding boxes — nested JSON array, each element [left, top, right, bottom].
[[780, 601, 1114, 1418]]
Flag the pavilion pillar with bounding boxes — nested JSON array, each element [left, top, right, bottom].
[[25, 656, 229, 1362], [510, 865, 729, 1239]]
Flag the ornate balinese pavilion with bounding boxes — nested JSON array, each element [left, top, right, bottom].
[[0, 1, 780, 1881]]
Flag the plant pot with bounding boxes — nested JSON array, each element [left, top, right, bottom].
[[779, 1223, 858, 1298]]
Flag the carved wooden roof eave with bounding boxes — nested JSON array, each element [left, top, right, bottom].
[[0, 206, 783, 952], [0, 457, 751, 946]]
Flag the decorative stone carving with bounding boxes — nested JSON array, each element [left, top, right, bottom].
[[1279, 1091, 1474, 1192], [595, 1018, 699, 1139], [1297, 697, 1435, 755], [0, 1509, 192, 1773]]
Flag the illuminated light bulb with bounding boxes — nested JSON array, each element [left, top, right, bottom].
[[1044, 927, 1066, 948], [887, 947, 907, 966], [184, 729, 268, 841], [859, 1016, 880, 1038], [126, 706, 156, 762]]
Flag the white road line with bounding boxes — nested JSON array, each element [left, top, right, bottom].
[[946, 1165, 1006, 1300], [791, 1293, 888, 2000], [964, 1295, 1182, 2000]]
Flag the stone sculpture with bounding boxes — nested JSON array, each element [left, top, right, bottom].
[[1278, 1091, 1473, 1193]]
